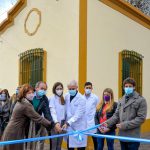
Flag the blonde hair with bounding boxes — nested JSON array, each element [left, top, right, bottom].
[[96, 88, 114, 112]]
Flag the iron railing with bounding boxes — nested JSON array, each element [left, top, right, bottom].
[[19, 48, 45, 87]]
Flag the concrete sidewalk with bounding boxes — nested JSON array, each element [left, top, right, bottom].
[[0, 132, 150, 150], [102, 132, 150, 150], [44, 132, 150, 150]]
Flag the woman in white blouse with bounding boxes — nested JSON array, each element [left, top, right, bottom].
[[49, 82, 66, 150]]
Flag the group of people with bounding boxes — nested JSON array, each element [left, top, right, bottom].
[[0, 77, 147, 150]]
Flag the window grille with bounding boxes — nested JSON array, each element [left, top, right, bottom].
[[119, 50, 143, 97], [19, 48, 47, 87]]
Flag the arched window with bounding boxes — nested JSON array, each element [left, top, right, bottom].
[[119, 50, 143, 97], [19, 48, 47, 87]]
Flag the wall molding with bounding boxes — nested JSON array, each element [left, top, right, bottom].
[[0, 0, 27, 34], [100, 0, 150, 29], [24, 8, 41, 36]]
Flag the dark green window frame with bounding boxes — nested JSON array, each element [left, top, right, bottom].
[[19, 48, 47, 87], [119, 50, 143, 97]]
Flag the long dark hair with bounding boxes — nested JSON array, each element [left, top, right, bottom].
[[1, 89, 10, 99], [52, 82, 65, 105], [18, 84, 34, 102]]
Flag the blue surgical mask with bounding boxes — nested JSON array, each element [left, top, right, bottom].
[[37, 90, 46, 97], [69, 90, 77, 96], [0, 94, 6, 100], [124, 87, 134, 95], [85, 89, 92, 95], [0, 95, 2, 101], [16, 89, 19, 94]]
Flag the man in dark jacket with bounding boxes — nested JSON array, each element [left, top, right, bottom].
[[33, 81, 61, 150], [102, 77, 147, 150]]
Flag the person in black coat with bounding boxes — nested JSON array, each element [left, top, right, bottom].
[[95, 88, 117, 150], [31, 81, 62, 150], [0, 89, 11, 137]]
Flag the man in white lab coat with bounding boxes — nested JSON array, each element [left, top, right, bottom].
[[62, 80, 87, 150], [83, 82, 99, 150]]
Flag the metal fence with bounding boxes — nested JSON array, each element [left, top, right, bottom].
[[119, 50, 143, 96]]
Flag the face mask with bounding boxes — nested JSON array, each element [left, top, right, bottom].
[[69, 90, 76, 96], [0, 94, 6, 101], [1, 94, 6, 100], [85, 89, 92, 95], [16, 89, 19, 94], [104, 95, 110, 102], [56, 90, 63, 97], [0, 95, 3, 101], [26, 93, 34, 101], [124, 87, 134, 95], [37, 90, 46, 97], [1, 93, 6, 97]]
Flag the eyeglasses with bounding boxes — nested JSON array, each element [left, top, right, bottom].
[[69, 88, 76, 90]]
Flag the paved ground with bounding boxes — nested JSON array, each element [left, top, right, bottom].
[[44, 132, 150, 150], [102, 132, 150, 150], [0, 132, 150, 150]]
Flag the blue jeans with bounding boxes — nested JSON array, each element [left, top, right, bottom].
[[97, 130, 115, 150], [120, 141, 140, 150]]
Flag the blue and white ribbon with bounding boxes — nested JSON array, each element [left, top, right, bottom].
[[0, 123, 150, 146]]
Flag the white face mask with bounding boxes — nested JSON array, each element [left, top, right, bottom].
[[56, 90, 63, 96], [85, 89, 92, 95], [26, 93, 34, 101]]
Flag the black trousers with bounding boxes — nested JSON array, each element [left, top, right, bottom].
[[92, 136, 97, 150], [120, 141, 140, 150]]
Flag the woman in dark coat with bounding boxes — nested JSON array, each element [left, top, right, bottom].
[[2, 84, 52, 150], [0, 89, 11, 137]]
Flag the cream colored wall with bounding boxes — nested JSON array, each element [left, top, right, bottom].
[[87, 0, 150, 117], [0, 0, 79, 96]]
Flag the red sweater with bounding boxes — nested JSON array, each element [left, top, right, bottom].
[[99, 104, 108, 124]]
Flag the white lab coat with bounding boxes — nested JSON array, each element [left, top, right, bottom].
[[49, 95, 66, 123], [65, 92, 87, 148], [83, 93, 99, 133]]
